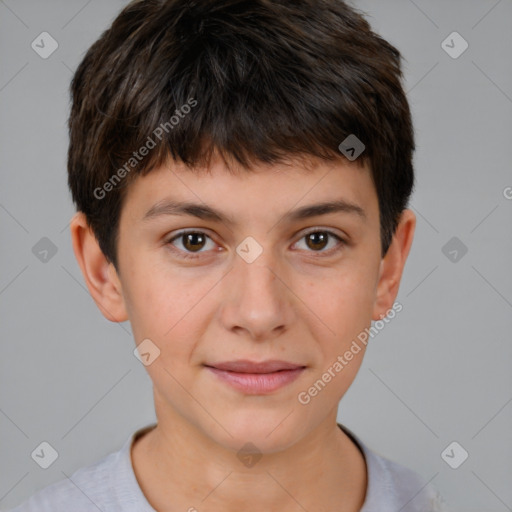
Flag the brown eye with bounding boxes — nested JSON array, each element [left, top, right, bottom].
[[182, 232, 207, 252], [167, 230, 216, 259], [305, 232, 329, 251], [293, 229, 345, 255]]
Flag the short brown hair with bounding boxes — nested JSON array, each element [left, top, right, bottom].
[[67, 0, 415, 269]]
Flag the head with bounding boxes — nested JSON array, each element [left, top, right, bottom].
[[69, 0, 416, 452]]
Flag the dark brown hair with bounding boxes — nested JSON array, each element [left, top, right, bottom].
[[67, 0, 415, 270]]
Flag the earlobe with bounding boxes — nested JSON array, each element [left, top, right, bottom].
[[69, 212, 128, 323], [372, 209, 416, 321]]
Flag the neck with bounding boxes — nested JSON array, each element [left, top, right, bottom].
[[131, 397, 367, 512]]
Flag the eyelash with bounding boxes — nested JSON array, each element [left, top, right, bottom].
[[165, 229, 346, 260]]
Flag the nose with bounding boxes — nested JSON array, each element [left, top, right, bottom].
[[219, 248, 295, 341]]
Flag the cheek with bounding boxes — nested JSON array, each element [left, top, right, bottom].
[[124, 266, 216, 352], [297, 270, 373, 405], [300, 263, 378, 346]]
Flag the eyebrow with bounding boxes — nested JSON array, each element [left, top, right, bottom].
[[142, 198, 367, 226]]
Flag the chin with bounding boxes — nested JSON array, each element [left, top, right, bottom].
[[205, 409, 303, 455]]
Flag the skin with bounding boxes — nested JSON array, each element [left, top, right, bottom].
[[70, 151, 415, 512]]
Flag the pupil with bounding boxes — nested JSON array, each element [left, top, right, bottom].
[[308, 232, 327, 250], [184, 233, 204, 251]]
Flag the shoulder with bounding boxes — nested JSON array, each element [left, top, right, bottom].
[[5, 434, 136, 512], [338, 424, 449, 512], [362, 447, 447, 512]]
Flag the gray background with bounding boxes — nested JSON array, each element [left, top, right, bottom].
[[1, 0, 511, 510]]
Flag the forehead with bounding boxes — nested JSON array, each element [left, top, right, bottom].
[[121, 153, 378, 227]]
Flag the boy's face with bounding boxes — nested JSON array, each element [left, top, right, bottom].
[[73, 152, 415, 453]]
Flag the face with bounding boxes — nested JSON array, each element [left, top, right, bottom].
[[93, 153, 405, 453]]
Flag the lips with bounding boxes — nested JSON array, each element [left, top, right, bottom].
[[205, 360, 305, 373], [204, 360, 307, 394]]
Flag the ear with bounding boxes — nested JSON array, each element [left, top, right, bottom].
[[69, 212, 128, 323], [372, 209, 416, 320]]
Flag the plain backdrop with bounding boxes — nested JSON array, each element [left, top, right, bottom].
[[1, 1, 511, 510]]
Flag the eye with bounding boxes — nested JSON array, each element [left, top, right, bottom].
[[293, 229, 345, 255], [166, 230, 217, 259], [166, 228, 346, 260]]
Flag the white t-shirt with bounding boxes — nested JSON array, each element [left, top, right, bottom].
[[6, 423, 448, 511]]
